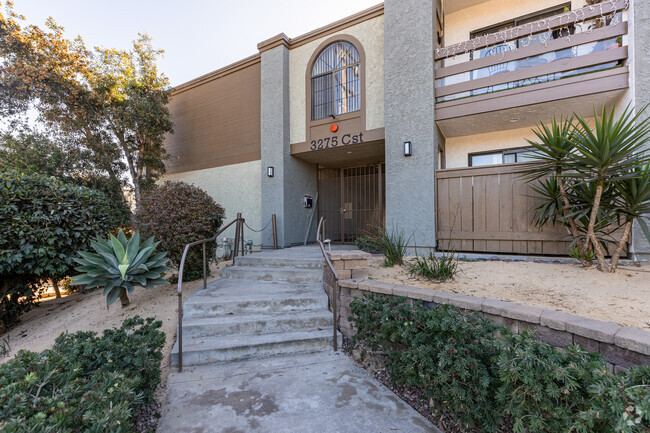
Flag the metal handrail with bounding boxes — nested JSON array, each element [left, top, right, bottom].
[[316, 217, 339, 351], [176, 216, 245, 372]]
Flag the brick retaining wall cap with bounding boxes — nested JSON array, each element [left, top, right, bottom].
[[540, 310, 584, 331], [338, 278, 362, 289], [565, 318, 622, 344], [446, 294, 485, 312], [339, 251, 372, 260], [614, 327, 650, 356], [358, 280, 395, 295], [392, 285, 436, 302]]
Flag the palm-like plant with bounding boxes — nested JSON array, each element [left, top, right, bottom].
[[572, 105, 650, 271], [71, 230, 169, 306]]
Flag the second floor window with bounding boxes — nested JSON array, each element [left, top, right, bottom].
[[311, 41, 360, 121]]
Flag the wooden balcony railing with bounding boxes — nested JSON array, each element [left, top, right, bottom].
[[434, 0, 629, 115]]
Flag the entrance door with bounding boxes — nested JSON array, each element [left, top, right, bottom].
[[318, 163, 385, 243]]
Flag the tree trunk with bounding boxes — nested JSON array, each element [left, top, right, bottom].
[[609, 218, 633, 271], [585, 182, 611, 272], [51, 279, 61, 299], [557, 174, 591, 267], [120, 289, 130, 307]]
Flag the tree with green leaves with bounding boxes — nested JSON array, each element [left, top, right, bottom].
[[0, 2, 173, 213], [526, 105, 650, 272]]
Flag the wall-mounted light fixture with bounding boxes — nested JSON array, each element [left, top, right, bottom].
[[403, 141, 413, 157], [267, 166, 274, 177]]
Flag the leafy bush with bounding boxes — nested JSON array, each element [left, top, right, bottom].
[[409, 251, 459, 281], [135, 181, 225, 282], [576, 366, 650, 433], [497, 330, 604, 433], [0, 171, 114, 329], [72, 230, 170, 307], [0, 316, 165, 432], [351, 295, 503, 430], [349, 294, 650, 432]]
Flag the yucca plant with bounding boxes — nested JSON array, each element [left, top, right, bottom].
[[71, 230, 170, 307]]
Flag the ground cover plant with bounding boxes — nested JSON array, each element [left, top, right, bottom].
[[0, 171, 114, 330], [349, 294, 650, 432], [0, 316, 165, 433], [134, 181, 225, 282], [526, 105, 650, 272]]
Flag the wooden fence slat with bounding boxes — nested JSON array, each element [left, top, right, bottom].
[[473, 176, 487, 252], [460, 176, 474, 251]]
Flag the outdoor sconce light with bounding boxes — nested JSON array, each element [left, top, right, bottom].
[[403, 141, 412, 157], [267, 166, 274, 177]]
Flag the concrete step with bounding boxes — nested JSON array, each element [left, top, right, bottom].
[[222, 266, 323, 283], [171, 328, 341, 367], [234, 256, 323, 269], [181, 310, 333, 338], [183, 292, 329, 317]]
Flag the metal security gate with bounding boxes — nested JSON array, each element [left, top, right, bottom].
[[318, 164, 385, 243]]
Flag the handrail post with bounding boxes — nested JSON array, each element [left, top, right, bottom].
[[202, 243, 207, 290], [272, 214, 278, 250], [233, 213, 241, 259], [240, 217, 245, 256]]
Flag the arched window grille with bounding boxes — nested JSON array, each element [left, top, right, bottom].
[[311, 41, 360, 121]]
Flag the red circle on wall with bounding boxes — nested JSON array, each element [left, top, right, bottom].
[[330, 124, 338, 133]]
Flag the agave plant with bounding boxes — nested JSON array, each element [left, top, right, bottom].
[[71, 230, 169, 307]]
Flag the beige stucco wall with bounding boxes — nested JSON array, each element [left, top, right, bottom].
[[161, 160, 263, 248], [289, 15, 385, 144], [445, 117, 596, 168]]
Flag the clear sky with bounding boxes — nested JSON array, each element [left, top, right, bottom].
[[12, 0, 381, 87]]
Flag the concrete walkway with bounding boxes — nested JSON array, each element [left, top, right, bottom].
[[158, 245, 441, 433], [157, 351, 441, 433]]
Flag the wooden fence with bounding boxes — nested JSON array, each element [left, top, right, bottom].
[[435, 163, 573, 255]]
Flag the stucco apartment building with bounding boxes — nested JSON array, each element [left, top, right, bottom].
[[162, 0, 650, 259]]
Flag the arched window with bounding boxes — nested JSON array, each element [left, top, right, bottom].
[[311, 41, 360, 121]]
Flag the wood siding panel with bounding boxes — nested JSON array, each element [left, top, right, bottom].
[[436, 164, 582, 256], [164, 61, 261, 174]]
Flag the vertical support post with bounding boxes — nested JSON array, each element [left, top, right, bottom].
[[233, 213, 242, 259], [333, 281, 338, 352], [240, 218, 245, 256], [272, 214, 278, 250], [202, 243, 207, 290], [178, 292, 183, 372]]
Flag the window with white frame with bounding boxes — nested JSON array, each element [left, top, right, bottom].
[[311, 41, 360, 121]]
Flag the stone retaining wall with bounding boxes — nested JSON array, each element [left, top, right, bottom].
[[323, 251, 650, 373]]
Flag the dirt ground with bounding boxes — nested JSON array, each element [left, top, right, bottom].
[[368, 256, 650, 330], [0, 261, 231, 400]]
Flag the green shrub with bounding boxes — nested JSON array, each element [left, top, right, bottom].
[[0, 171, 114, 329], [349, 294, 650, 433], [0, 316, 165, 432], [135, 181, 225, 282], [409, 251, 459, 281], [350, 295, 503, 430], [497, 329, 605, 433], [71, 230, 170, 307], [575, 366, 650, 433]]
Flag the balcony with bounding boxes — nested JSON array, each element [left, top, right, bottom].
[[434, 0, 629, 137]]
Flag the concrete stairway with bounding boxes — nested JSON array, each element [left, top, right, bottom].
[[171, 253, 339, 368]]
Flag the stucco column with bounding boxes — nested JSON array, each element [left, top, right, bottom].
[[260, 38, 318, 248], [260, 43, 289, 248], [631, 0, 650, 260], [384, 0, 437, 249]]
